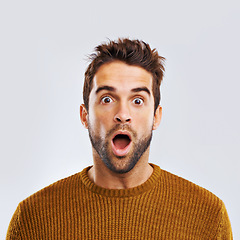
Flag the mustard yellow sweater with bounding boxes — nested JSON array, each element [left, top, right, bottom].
[[7, 164, 232, 239]]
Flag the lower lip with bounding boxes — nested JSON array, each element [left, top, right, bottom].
[[111, 140, 132, 157]]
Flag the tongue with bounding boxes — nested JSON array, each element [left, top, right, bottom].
[[113, 137, 130, 149]]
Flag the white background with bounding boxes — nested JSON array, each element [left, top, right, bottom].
[[0, 0, 239, 238]]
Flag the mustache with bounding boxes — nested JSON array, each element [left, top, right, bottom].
[[106, 124, 137, 139]]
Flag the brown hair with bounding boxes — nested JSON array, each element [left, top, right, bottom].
[[83, 38, 165, 112]]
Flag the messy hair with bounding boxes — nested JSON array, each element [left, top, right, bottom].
[[83, 38, 165, 112]]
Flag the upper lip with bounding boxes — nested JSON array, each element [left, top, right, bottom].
[[112, 130, 132, 141]]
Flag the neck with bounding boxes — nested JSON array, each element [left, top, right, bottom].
[[88, 151, 153, 189]]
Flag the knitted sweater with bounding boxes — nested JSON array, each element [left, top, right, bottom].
[[6, 164, 232, 239]]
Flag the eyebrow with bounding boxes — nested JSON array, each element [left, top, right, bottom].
[[95, 86, 116, 94], [131, 87, 151, 96], [95, 85, 151, 96]]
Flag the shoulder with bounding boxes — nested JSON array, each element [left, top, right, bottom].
[[158, 168, 232, 237], [155, 167, 227, 218], [19, 167, 91, 207], [160, 168, 222, 204], [6, 170, 86, 239], [161, 170, 230, 222]]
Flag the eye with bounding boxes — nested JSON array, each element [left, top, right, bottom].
[[101, 96, 113, 104], [133, 97, 143, 105]]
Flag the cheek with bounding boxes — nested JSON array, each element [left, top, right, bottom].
[[133, 111, 154, 132], [88, 109, 112, 136], [135, 111, 154, 126], [142, 118, 154, 130]]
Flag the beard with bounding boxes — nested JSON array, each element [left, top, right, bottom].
[[88, 124, 153, 174]]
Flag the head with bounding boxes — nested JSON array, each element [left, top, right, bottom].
[[80, 39, 165, 174], [83, 38, 165, 113]]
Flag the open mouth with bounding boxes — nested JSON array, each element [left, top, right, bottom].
[[111, 133, 132, 156], [113, 134, 131, 149]]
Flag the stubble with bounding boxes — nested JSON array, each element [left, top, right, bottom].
[[88, 124, 153, 174]]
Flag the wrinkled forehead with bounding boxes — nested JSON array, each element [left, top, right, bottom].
[[91, 61, 153, 94]]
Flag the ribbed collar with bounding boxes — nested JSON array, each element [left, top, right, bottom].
[[80, 163, 161, 198]]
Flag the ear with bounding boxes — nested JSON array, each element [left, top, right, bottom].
[[152, 105, 162, 130], [80, 104, 89, 129]]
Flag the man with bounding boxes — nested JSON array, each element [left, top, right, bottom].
[[7, 38, 232, 239]]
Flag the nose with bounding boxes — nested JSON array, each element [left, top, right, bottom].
[[114, 103, 132, 124]]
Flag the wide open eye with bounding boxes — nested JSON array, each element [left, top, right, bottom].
[[101, 96, 113, 104], [132, 97, 143, 105]]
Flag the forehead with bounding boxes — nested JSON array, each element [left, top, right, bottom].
[[92, 61, 153, 92]]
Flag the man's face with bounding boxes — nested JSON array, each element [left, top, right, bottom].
[[82, 61, 161, 174]]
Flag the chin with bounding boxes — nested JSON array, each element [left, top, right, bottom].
[[104, 156, 138, 174]]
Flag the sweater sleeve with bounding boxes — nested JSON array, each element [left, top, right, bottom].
[[215, 202, 233, 240], [6, 205, 22, 240]]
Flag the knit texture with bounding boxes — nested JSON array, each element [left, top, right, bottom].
[[6, 164, 232, 239]]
